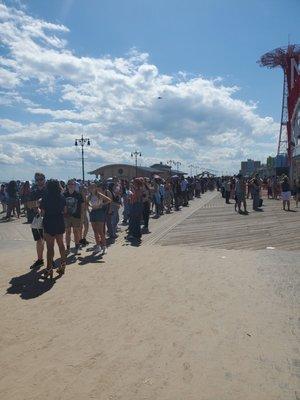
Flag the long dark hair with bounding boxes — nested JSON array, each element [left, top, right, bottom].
[[46, 179, 61, 198], [7, 180, 17, 197]]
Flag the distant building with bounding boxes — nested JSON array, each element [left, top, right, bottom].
[[88, 164, 162, 180], [150, 162, 186, 177], [88, 162, 186, 181], [240, 159, 261, 177], [266, 156, 275, 168], [257, 163, 275, 178], [150, 162, 171, 172]]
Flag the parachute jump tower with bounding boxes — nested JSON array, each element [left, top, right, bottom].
[[258, 44, 300, 164]]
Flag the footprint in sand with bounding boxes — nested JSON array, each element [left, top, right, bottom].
[[182, 362, 193, 383]]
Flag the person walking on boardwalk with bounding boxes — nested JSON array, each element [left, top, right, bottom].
[[281, 176, 291, 211], [40, 179, 67, 279]]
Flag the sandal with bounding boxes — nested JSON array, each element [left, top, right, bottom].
[[57, 261, 66, 276], [42, 267, 53, 280]]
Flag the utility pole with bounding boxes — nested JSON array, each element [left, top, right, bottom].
[[75, 134, 90, 182]]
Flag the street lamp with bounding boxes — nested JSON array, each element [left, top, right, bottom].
[[75, 134, 90, 182], [167, 160, 174, 176], [131, 150, 142, 177], [174, 161, 182, 173], [188, 164, 195, 176]]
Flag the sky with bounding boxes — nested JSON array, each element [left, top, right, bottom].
[[0, 0, 299, 180]]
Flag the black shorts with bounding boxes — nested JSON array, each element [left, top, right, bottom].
[[32, 228, 44, 241]]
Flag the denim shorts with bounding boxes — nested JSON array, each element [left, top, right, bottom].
[[90, 208, 106, 222]]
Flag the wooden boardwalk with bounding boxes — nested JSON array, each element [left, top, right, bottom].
[[160, 193, 300, 251]]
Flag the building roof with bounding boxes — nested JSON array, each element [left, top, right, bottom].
[[89, 163, 187, 176], [88, 163, 162, 175], [150, 162, 171, 171]]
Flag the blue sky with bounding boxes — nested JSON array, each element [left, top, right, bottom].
[[0, 0, 299, 179]]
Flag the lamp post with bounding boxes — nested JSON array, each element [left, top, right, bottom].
[[167, 160, 174, 176], [75, 134, 90, 182], [188, 164, 195, 177], [174, 161, 182, 173], [131, 150, 141, 177]]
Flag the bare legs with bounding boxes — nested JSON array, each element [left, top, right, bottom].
[[44, 233, 55, 269], [282, 199, 290, 211], [56, 234, 66, 264], [43, 233, 66, 277], [66, 226, 81, 248], [91, 222, 106, 247], [74, 227, 81, 246], [81, 220, 89, 241], [36, 238, 44, 261], [66, 227, 71, 248]]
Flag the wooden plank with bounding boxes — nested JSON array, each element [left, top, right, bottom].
[[160, 194, 300, 251]]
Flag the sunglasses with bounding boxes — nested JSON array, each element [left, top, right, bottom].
[[36, 178, 45, 182]]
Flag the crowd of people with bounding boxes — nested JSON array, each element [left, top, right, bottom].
[[219, 174, 300, 213], [1, 171, 299, 279], [0, 172, 215, 279]]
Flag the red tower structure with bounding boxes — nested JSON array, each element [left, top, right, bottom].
[[258, 44, 300, 165]]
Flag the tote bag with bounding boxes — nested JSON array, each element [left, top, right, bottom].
[[31, 214, 43, 230]]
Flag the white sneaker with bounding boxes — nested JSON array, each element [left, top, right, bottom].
[[93, 245, 102, 254]]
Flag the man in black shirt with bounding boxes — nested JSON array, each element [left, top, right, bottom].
[[64, 179, 83, 253], [28, 172, 46, 269]]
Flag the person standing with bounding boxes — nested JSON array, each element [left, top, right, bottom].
[[251, 175, 261, 211], [225, 178, 231, 204], [28, 172, 46, 269], [79, 186, 90, 246], [281, 176, 291, 211], [5, 181, 20, 219], [0, 184, 7, 214], [164, 181, 173, 213], [142, 179, 151, 232], [235, 174, 247, 213], [88, 183, 112, 254], [294, 178, 300, 208], [181, 177, 189, 206], [64, 179, 84, 253], [20, 181, 31, 221], [107, 181, 121, 239], [121, 181, 131, 225], [127, 178, 143, 241], [172, 178, 182, 211], [40, 180, 67, 279]]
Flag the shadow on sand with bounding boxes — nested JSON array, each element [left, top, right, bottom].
[[6, 267, 59, 300]]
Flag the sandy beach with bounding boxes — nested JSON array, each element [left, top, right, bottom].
[[1, 194, 299, 400]]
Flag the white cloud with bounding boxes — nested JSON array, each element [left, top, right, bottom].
[[0, 3, 278, 180]]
